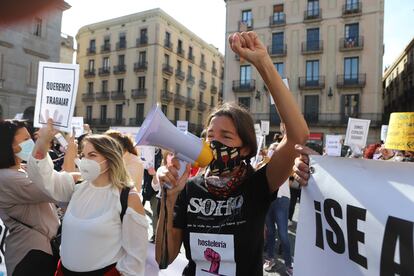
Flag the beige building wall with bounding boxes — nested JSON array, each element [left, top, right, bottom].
[[60, 34, 75, 63], [75, 8, 224, 133], [224, 0, 384, 144]]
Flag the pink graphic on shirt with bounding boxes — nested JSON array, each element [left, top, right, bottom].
[[201, 248, 228, 275]]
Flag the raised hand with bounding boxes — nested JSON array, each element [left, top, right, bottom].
[[292, 145, 320, 186], [228, 31, 268, 67], [158, 157, 191, 200]]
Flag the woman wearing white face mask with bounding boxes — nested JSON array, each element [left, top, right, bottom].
[[0, 120, 69, 275], [27, 119, 148, 276]]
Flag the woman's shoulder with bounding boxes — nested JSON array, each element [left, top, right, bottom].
[[0, 168, 29, 185]]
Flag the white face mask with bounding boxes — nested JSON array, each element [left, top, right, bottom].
[[76, 158, 107, 182], [15, 139, 35, 162]]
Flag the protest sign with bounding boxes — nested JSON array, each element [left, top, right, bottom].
[[0, 219, 8, 275], [325, 135, 342, 157], [71, 117, 84, 137], [294, 156, 414, 276], [139, 146, 155, 169], [254, 124, 261, 136], [176, 121, 188, 133], [344, 118, 370, 148], [384, 112, 414, 151], [261, 120, 270, 136], [34, 62, 79, 132], [270, 78, 289, 105], [380, 125, 388, 143]]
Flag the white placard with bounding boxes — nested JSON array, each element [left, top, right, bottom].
[[14, 113, 23, 120], [176, 120, 188, 133], [261, 120, 270, 136], [34, 62, 79, 132], [70, 117, 84, 137], [0, 219, 8, 275], [344, 118, 370, 148], [270, 78, 289, 105], [110, 126, 140, 141], [325, 135, 342, 157], [380, 125, 388, 143], [294, 156, 414, 276], [139, 145, 155, 169], [254, 123, 261, 136]]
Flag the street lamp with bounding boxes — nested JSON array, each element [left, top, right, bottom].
[[328, 87, 333, 98]]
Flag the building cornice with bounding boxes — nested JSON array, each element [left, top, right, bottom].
[[0, 40, 14, 48], [23, 48, 50, 59]]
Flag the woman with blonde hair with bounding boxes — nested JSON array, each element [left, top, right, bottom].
[[27, 119, 148, 275], [105, 130, 144, 192]]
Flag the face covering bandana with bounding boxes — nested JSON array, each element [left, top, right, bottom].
[[76, 158, 107, 182], [15, 139, 35, 162], [208, 140, 243, 176]]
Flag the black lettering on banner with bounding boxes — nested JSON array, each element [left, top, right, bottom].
[[347, 205, 368, 269], [314, 200, 324, 249], [380, 216, 414, 276], [324, 199, 345, 254]]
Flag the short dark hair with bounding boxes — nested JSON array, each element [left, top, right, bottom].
[[0, 120, 28, 168], [206, 102, 257, 159]]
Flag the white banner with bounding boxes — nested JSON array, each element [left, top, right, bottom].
[[344, 118, 370, 148], [325, 135, 342, 157], [34, 62, 79, 132], [0, 219, 8, 275], [176, 121, 188, 133], [294, 156, 414, 276]]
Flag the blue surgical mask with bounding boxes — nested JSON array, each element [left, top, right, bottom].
[[15, 139, 35, 162]]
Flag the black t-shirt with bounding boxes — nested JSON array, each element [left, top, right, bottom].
[[173, 165, 273, 276]]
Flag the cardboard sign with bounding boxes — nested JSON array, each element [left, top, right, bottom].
[[254, 124, 261, 136], [380, 125, 388, 143], [176, 120, 188, 133], [34, 62, 79, 132], [270, 78, 289, 105], [294, 156, 414, 276], [325, 135, 342, 157], [344, 118, 370, 148], [70, 117, 84, 137], [384, 112, 414, 151], [261, 120, 270, 136], [139, 146, 155, 169]]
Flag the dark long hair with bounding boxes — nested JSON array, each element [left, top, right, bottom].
[[0, 120, 28, 168]]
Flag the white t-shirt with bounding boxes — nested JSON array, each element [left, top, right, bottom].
[[277, 179, 290, 199]]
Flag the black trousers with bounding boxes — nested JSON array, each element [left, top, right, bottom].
[[13, 249, 57, 276], [288, 188, 301, 221]]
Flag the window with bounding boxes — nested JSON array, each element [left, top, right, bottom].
[[174, 108, 180, 121], [88, 60, 95, 71], [161, 105, 168, 115], [136, 103, 144, 122], [344, 57, 359, 82], [306, 60, 319, 84], [104, 37, 110, 49], [89, 39, 96, 51], [274, 62, 285, 78], [140, 28, 148, 43], [345, 23, 359, 47], [138, 76, 145, 89], [185, 110, 190, 121], [117, 79, 124, 92], [178, 40, 183, 52], [115, 104, 123, 123], [342, 94, 359, 119], [33, 17, 42, 37], [199, 92, 204, 103], [212, 61, 216, 70], [201, 72, 204, 81], [304, 95, 319, 123], [307, 0, 319, 16], [86, 106, 92, 121], [307, 28, 320, 51], [118, 55, 125, 66], [163, 78, 169, 91], [187, 87, 192, 98], [164, 54, 170, 65], [103, 57, 110, 70], [100, 105, 107, 122], [241, 10, 253, 28], [345, 0, 359, 11], [188, 65, 193, 76], [189, 46, 193, 59], [102, 80, 108, 92], [210, 95, 214, 106], [177, 60, 182, 71], [119, 33, 126, 48], [198, 112, 203, 126], [87, 82, 94, 94], [271, 32, 284, 54], [240, 65, 252, 85], [138, 51, 146, 63], [238, 97, 251, 110], [273, 4, 285, 22], [165, 31, 171, 45]]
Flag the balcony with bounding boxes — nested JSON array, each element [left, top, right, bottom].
[[210, 85, 218, 94], [136, 36, 148, 47], [91, 118, 111, 127], [113, 64, 126, 74], [131, 88, 147, 99], [268, 44, 287, 57], [200, 61, 206, 70], [116, 41, 127, 51], [134, 61, 147, 72], [198, 101, 208, 112], [301, 40, 323, 54], [160, 90, 173, 103], [298, 76, 326, 90], [304, 9, 322, 22], [129, 118, 144, 126], [175, 69, 185, 81], [164, 40, 173, 51], [238, 20, 253, 31], [199, 80, 207, 90], [84, 69, 95, 78], [177, 47, 185, 58], [162, 64, 173, 76], [82, 92, 95, 102], [303, 113, 383, 127], [174, 94, 186, 105], [113, 118, 126, 126], [187, 74, 195, 85], [188, 54, 195, 63], [342, 2, 362, 17], [336, 74, 366, 88], [111, 90, 126, 100], [212, 67, 217, 76], [186, 98, 195, 109], [98, 67, 110, 76], [339, 36, 364, 51], [101, 44, 111, 53], [269, 13, 286, 27], [232, 80, 256, 93], [87, 47, 96, 55], [95, 92, 110, 101]]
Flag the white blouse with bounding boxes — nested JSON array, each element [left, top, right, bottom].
[[27, 155, 148, 276]]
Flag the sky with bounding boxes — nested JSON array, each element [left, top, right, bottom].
[[61, 0, 414, 70]]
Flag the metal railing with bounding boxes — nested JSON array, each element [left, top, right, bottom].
[[186, 98, 195, 109], [199, 80, 207, 90], [129, 118, 144, 126], [177, 47, 185, 58], [164, 40, 173, 51], [95, 92, 110, 101], [174, 94, 186, 105], [210, 85, 218, 94], [232, 80, 256, 92], [87, 47, 96, 55], [84, 69, 95, 77], [82, 93, 95, 102], [136, 36, 148, 47], [269, 13, 286, 26], [101, 44, 111, 53], [111, 90, 126, 100], [198, 101, 208, 112], [298, 76, 326, 89], [134, 61, 147, 72], [131, 88, 147, 99], [268, 44, 287, 56], [336, 74, 366, 88], [342, 1, 362, 16], [339, 36, 364, 51], [304, 8, 322, 21], [162, 64, 174, 75], [98, 67, 110, 76], [160, 90, 173, 103], [113, 65, 126, 74], [303, 113, 383, 126], [301, 40, 323, 54], [187, 74, 195, 85], [116, 41, 127, 50], [175, 69, 185, 80]]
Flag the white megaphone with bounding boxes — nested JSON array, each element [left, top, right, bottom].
[[135, 105, 213, 168]]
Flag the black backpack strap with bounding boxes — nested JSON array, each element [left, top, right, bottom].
[[120, 187, 131, 222]]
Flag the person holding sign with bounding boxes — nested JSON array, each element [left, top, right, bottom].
[[0, 120, 61, 275], [155, 31, 309, 275], [27, 120, 148, 275]]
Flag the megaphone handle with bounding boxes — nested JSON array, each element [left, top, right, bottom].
[[164, 160, 187, 189]]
